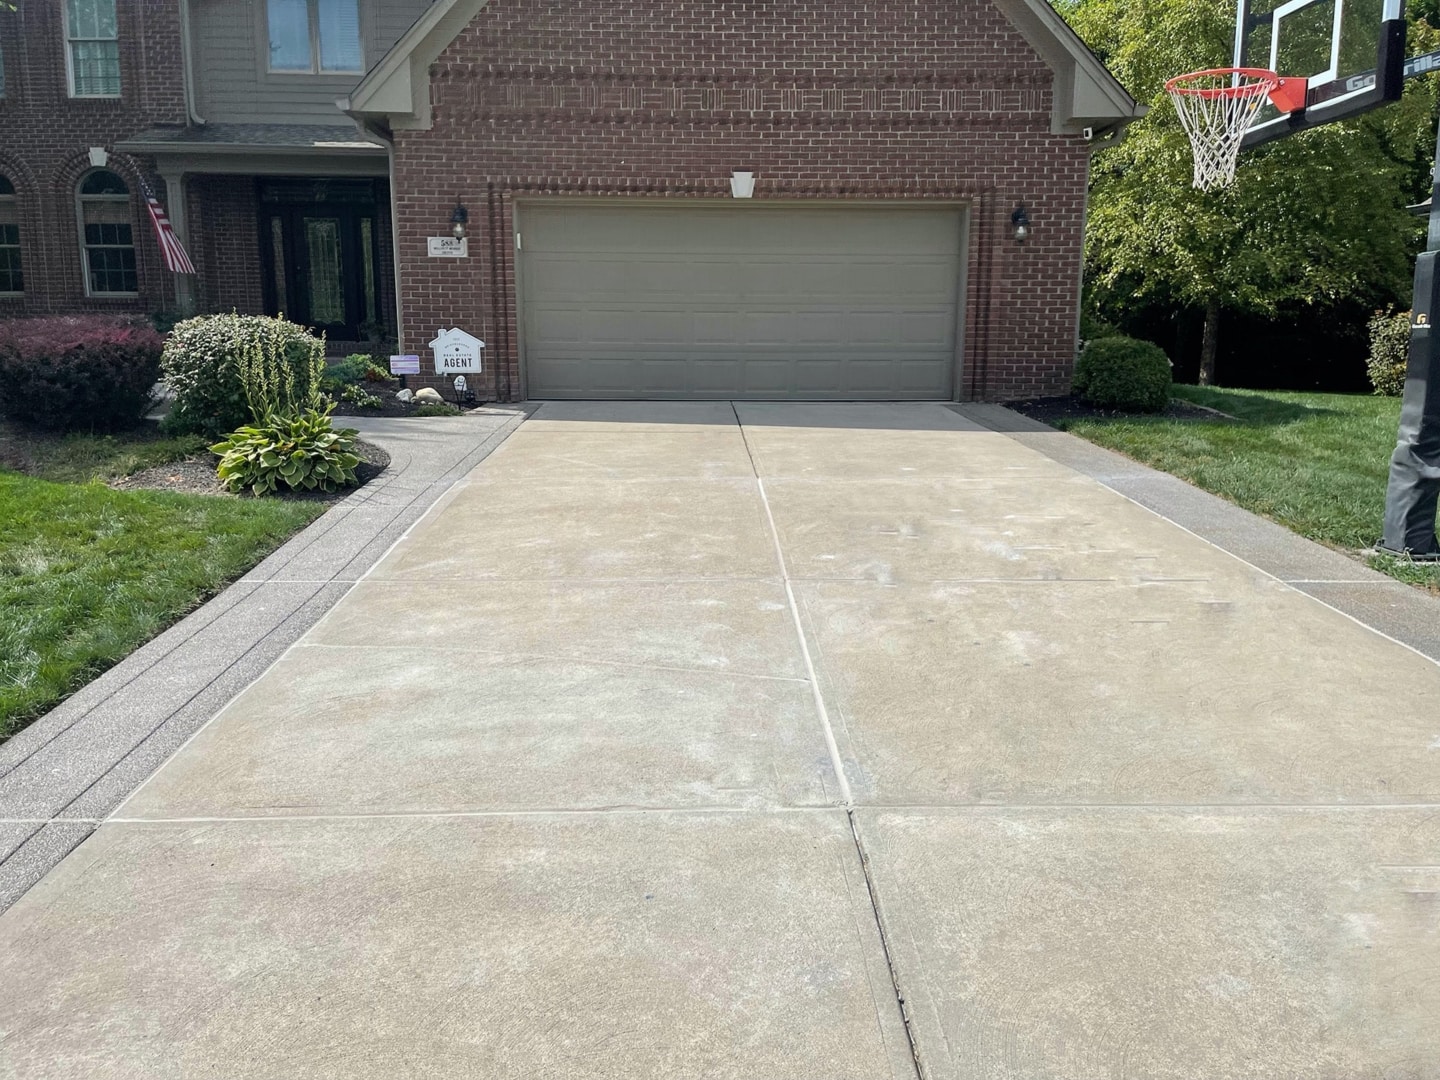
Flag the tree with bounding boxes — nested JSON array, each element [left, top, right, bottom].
[[1059, 0, 1439, 385]]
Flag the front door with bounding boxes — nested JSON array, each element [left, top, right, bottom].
[[258, 178, 384, 342]]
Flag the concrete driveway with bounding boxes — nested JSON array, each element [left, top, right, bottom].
[[2, 401, 1439, 1078]]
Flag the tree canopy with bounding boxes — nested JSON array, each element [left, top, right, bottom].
[[1057, 0, 1440, 382]]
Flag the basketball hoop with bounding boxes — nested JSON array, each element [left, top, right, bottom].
[[1165, 68, 1307, 190]]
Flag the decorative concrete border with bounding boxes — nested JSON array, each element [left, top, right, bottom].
[[956, 403, 1440, 665]]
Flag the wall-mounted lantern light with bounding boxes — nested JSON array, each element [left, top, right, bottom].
[[451, 203, 469, 240], [731, 171, 756, 199], [1011, 205, 1031, 244]]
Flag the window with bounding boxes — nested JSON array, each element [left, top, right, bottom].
[[0, 176, 20, 294], [66, 0, 121, 97], [267, 0, 362, 74], [78, 170, 136, 295]]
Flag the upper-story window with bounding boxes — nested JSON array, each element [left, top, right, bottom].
[[0, 176, 21, 295], [66, 0, 121, 98], [78, 170, 136, 296], [267, 0, 363, 74]]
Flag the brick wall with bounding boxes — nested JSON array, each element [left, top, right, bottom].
[[390, 0, 1091, 402], [0, 1, 187, 319], [188, 175, 265, 316]]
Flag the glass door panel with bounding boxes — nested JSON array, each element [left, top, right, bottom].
[[303, 216, 346, 328], [268, 217, 290, 317]]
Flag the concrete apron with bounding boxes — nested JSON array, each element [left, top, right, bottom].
[[2, 401, 1438, 1078]]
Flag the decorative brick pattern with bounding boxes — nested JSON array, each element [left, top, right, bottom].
[[391, 0, 1089, 401]]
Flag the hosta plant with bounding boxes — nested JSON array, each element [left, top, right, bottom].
[[210, 408, 361, 496]]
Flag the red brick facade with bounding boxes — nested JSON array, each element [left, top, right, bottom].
[[391, 0, 1092, 401], [2, 0, 1099, 401], [187, 175, 265, 317], [0, 1, 184, 319]]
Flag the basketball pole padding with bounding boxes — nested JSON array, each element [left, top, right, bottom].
[[1381, 132, 1440, 558]]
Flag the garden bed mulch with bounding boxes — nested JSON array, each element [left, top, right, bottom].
[[110, 439, 390, 501], [1005, 395, 1236, 425], [329, 381, 482, 418]]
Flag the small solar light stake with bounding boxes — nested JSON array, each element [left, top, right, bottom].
[[451, 374, 477, 406], [1011, 205, 1031, 244], [450, 202, 469, 239]]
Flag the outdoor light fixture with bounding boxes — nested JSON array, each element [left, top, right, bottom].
[[450, 203, 469, 239], [730, 171, 756, 199], [1011, 205, 1031, 244]]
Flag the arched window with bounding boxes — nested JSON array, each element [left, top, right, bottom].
[[78, 169, 136, 295], [0, 176, 19, 294]]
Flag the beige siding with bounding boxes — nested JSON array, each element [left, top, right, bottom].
[[191, 0, 433, 125]]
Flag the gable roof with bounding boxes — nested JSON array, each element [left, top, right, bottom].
[[343, 0, 1141, 136]]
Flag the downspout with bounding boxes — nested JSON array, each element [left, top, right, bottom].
[[177, 0, 205, 125], [350, 114, 404, 353]]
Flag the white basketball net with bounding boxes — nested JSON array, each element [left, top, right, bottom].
[[1167, 70, 1278, 191]]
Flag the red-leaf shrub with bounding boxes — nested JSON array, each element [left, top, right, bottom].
[[0, 316, 164, 431]]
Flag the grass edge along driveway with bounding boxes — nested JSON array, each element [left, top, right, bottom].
[[0, 470, 322, 741], [1051, 385, 1440, 593]]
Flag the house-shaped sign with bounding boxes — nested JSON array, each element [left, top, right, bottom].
[[429, 327, 484, 375]]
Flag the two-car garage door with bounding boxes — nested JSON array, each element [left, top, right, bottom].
[[519, 204, 965, 400]]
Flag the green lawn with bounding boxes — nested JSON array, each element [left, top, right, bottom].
[[1051, 386, 1439, 592], [0, 465, 322, 740], [0, 423, 209, 484]]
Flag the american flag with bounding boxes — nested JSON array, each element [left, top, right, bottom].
[[138, 178, 196, 275]]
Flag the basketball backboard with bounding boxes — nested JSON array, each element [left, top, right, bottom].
[[1235, 0, 1406, 146]]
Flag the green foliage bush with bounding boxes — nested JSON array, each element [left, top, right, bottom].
[[162, 314, 325, 437], [1073, 336, 1173, 413], [210, 408, 360, 496], [1366, 310, 1410, 397], [323, 354, 372, 389], [413, 402, 462, 417], [1079, 311, 1122, 344], [0, 316, 163, 432]]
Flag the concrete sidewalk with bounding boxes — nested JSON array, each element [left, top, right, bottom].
[[1, 401, 1438, 1078]]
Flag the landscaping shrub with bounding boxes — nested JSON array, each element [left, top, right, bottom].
[[1366, 310, 1410, 397], [413, 402, 462, 417], [322, 354, 392, 394], [0, 316, 163, 432], [162, 313, 325, 437], [1072, 336, 1173, 413], [210, 408, 360, 496], [322, 354, 372, 389], [1079, 311, 1122, 345]]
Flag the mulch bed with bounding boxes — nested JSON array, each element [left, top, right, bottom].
[[329, 381, 481, 418], [111, 440, 390, 501], [1006, 396, 1235, 424]]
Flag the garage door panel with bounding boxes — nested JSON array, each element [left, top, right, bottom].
[[521, 205, 963, 400], [692, 359, 745, 392], [745, 359, 801, 394]]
